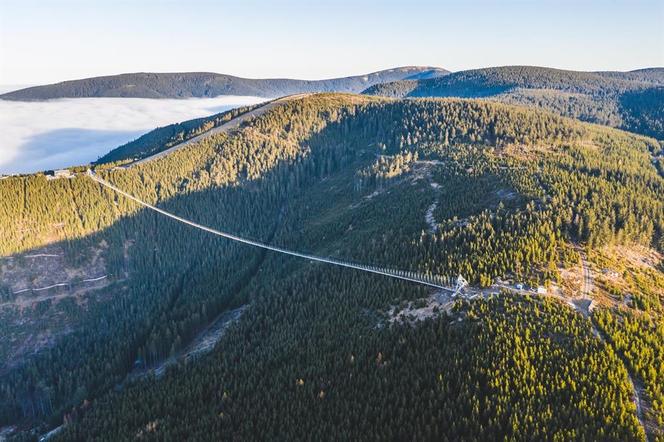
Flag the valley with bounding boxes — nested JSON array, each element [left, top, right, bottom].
[[2, 0, 662, 439], [0, 93, 662, 441], [0, 95, 266, 175]]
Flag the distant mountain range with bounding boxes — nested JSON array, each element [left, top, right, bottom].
[[362, 66, 664, 97], [362, 66, 664, 139], [3, 65, 662, 139], [0, 67, 449, 100]]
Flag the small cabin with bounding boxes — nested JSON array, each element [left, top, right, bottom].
[[46, 169, 74, 180], [55, 169, 73, 178]]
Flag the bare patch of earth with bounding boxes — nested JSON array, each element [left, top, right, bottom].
[[386, 291, 455, 325], [613, 244, 662, 269], [0, 243, 108, 296], [0, 241, 126, 372], [126, 305, 247, 382]]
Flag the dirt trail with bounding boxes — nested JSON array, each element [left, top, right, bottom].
[[580, 251, 594, 296], [425, 201, 438, 233], [465, 267, 649, 440], [568, 251, 647, 439], [126, 306, 246, 381], [590, 320, 650, 441], [131, 94, 309, 166], [421, 161, 442, 233], [573, 247, 648, 440]]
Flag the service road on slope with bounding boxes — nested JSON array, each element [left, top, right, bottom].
[[130, 94, 310, 167]]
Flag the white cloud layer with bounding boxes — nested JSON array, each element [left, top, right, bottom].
[[0, 96, 266, 174]]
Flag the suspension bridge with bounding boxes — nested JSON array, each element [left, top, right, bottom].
[[87, 169, 467, 294]]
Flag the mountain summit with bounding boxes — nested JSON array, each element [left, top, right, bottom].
[[363, 66, 664, 138]]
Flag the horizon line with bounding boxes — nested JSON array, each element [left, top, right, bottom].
[[4, 63, 664, 89]]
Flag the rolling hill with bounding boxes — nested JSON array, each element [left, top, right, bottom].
[[0, 94, 662, 440], [0, 66, 449, 100], [363, 66, 664, 139]]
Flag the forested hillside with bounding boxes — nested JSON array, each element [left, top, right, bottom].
[[363, 66, 664, 139], [0, 67, 448, 100], [0, 94, 662, 440], [96, 102, 263, 163]]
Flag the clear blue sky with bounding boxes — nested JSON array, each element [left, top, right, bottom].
[[1, 0, 662, 85]]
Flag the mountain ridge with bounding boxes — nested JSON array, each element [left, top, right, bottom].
[[0, 66, 449, 100], [363, 66, 664, 96], [362, 66, 664, 138]]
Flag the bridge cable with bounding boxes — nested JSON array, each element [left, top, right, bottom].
[[87, 170, 453, 291]]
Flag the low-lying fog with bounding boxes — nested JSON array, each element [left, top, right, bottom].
[[0, 95, 266, 174]]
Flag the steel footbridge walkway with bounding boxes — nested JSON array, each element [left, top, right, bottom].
[[87, 170, 467, 294]]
